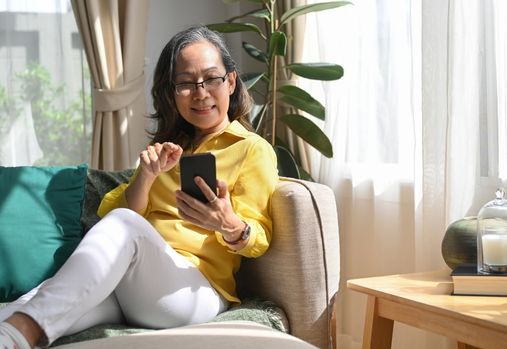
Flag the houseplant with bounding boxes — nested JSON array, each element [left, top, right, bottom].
[[208, 0, 350, 178], [0, 63, 91, 165]]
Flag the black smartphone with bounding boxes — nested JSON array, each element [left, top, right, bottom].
[[179, 152, 217, 203]]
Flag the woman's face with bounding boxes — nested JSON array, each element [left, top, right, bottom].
[[173, 40, 236, 137]]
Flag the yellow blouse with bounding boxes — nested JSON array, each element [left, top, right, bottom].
[[97, 121, 279, 303]]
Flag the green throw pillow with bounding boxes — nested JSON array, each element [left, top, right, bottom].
[[0, 164, 88, 302]]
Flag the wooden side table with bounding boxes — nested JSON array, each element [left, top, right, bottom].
[[347, 270, 507, 349]]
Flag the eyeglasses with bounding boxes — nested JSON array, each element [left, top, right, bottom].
[[174, 72, 229, 96]]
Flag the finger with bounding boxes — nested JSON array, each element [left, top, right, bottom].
[[177, 204, 198, 224], [147, 145, 157, 161], [173, 145, 183, 159], [162, 142, 177, 151], [154, 142, 164, 154], [194, 176, 217, 202], [178, 208, 209, 231], [176, 194, 204, 221], [157, 143, 169, 168], [176, 196, 192, 215], [140, 150, 150, 165], [216, 180, 229, 199], [160, 143, 182, 169], [164, 143, 183, 161], [147, 146, 161, 173], [176, 189, 206, 210], [154, 143, 166, 167], [176, 196, 217, 232]]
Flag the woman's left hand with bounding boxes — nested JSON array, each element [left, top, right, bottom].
[[175, 178, 244, 239]]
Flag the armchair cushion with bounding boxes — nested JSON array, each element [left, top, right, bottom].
[[80, 169, 134, 234], [48, 299, 288, 347]]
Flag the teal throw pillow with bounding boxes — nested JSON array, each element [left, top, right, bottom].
[[0, 164, 88, 302]]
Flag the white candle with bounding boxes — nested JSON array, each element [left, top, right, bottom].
[[482, 234, 507, 265]]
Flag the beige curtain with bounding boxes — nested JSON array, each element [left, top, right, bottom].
[[303, 0, 507, 348], [71, 0, 149, 170], [276, 0, 312, 174]]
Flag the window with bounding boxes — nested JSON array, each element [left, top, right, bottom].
[[0, 0, 91, 166], [478, 1, 507, 178]]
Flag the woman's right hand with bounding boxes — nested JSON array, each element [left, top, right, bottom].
[[126, 142, 182, 212], [139, 142, 183, 180]]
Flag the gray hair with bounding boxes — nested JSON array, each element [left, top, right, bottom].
[[149, 25, 252, 148]]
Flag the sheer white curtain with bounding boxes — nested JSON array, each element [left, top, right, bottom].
[[302, 0, 507, 348], [0, 0, 91, 166]]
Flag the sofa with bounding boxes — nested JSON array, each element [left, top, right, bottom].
[[0, 165, 340, 349]]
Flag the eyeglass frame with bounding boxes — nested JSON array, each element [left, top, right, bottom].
[[173, 72, 230, 96]]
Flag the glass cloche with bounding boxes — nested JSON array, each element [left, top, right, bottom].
[[477, 188, 507, 274]]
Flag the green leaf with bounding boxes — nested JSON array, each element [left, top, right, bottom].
[[269, 31, 287, 57], [274, 145, 300, 179], [253, 104, 267, 133], [277, 85, 325, 119], [228, 8, 270, 22], [240, 72, 264, 90], [207, 23, 264, 37], [250, 103, 265, 130], [250, 103, 263, 122], [280, 1, 352, 26], [286, 63, 344, 80], [298, 166, 314, 181], [280, 114, 333, 157], [274, 135, 291, 150], [243, 42, 268, 63]]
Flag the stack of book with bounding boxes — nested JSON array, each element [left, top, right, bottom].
[[451, 264, 507, 296]]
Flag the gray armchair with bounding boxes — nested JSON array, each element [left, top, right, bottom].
[[52, 175, 341, 348], [237, 177, 340, 349]]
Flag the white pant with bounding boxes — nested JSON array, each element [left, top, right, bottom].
[[0, 208, 227, 345]]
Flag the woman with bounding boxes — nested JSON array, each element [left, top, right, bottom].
[[0, 25, 278, 349]]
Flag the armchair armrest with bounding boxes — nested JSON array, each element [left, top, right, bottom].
[[236, 177, 340, 349]]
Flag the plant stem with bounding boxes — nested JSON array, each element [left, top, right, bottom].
[[270, 55, 277, 145], [269, 0, 277, 145], [255, 103, 268, 134]]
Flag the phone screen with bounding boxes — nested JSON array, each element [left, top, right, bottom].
[[179, 152, 217, 203]]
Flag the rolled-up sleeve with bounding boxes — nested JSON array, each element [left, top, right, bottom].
[[215, 138, 278, 257], [97, 168, 149, 218]]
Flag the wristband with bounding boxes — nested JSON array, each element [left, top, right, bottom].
[[223, 223, 251, 245]]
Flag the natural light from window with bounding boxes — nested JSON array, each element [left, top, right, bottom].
[[0, 0, 91, 166]]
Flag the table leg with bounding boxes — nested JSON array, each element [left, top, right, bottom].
[[362, 295, 394, 349], [331, 293, 337, 349], [457, 343, 480, 349]]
